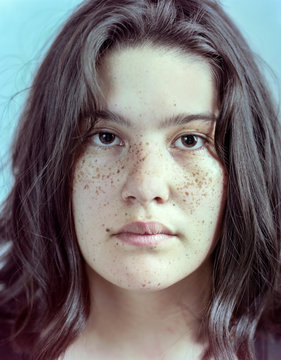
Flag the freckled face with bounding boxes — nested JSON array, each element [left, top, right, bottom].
[[72, 46, 227, 291]]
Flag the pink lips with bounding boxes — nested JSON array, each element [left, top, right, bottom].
[[114, 221, 175, 247]]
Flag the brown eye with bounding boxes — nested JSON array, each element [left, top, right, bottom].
[[174, 134, 205, 150], [99, 132, 116, 144], [181, 135, 198, 147], [91, 131, 123, 147]]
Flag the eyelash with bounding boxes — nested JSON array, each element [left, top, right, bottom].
[[90, 130, 207, 151]]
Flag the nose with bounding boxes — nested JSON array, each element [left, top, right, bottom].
[[121, 147, 170, 206]]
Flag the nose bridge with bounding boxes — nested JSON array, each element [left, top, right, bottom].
[[130, 141, 163, 177], [122, 141, 170, 204]]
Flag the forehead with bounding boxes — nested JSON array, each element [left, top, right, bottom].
[[97, 45, 218, 128]]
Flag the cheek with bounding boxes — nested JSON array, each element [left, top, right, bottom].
[[73, 150, 124, 195], [174, 155, 227, 249], [176, 158, 225, 209], [72, 153, 124, 232]]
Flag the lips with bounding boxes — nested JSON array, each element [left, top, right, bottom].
[[114, 221, 175, 247]]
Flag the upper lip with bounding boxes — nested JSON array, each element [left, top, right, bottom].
[[115, 221, 174, 235]]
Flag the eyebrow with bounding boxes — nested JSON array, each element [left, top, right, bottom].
[[93, 109, 216, 129]]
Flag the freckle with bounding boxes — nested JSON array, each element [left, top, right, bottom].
[[146, 142, 149, 146], [125, 213, 128, 216], [83, 184, 89, 190], [142, 284, 146, 287], [102, 224, 105, 227], [117, 169, 120, 173], [157, 283, 161, 287], [185, 192, 189, 196], [173, 103, 176, 107], [106, 228, 110, 232]]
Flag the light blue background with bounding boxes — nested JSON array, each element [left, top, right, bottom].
[[0, 0, 281, 202]]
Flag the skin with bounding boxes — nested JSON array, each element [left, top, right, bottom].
[[66, 45, 227, 360]]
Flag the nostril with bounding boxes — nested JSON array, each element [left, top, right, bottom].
[[154, 196, 165, 204], [128, 195, 136, 200]]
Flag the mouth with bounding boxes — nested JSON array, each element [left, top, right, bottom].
[[113, 221, 176, 247]]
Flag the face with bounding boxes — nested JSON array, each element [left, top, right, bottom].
[[72, 45, 227, 291]]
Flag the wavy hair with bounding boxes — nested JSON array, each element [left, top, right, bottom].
[[0, 0, 281, 359]]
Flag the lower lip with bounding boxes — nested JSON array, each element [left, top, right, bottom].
[[115, 233, 174, 247]]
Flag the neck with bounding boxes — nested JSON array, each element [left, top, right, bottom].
[[74, 264, 212, 360]]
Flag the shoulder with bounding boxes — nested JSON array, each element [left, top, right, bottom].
[[0, 327, 29, 360], [255, 333, 281, 360], [0, 342, 28, 360]]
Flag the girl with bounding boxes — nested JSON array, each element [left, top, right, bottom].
[[1, 0, 281, 359]]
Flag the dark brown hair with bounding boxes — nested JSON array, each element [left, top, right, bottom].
[[1, 1, 281, 359]]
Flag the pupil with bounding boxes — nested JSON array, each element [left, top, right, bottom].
[[182, 135, 197, 147], [100, 132, 115, 144]]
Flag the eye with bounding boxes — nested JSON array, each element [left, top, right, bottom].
[[91, 131, 123, 147], [174, 134, 205, 150]]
